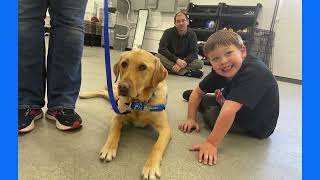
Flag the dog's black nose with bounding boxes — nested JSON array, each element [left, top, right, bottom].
[[118, 82, 129, 96]]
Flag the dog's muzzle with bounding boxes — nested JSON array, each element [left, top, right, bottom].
[[118, 82, 129, 96]]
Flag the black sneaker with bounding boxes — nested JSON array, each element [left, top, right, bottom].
[[184, 70, 203, 78], [203, 59, 211, 66], [18, 108, 43, 134], [45, 109, 82, 130], [182, 90, 193, 101]]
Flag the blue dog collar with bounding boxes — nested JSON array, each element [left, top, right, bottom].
[[116, 100, 166, 114], [128, 101, 166, 112]]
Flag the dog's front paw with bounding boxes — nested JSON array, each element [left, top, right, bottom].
[[99, 143, 118, 162], [142, 158, 161, 180]]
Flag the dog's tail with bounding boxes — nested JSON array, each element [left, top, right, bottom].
[[79, 85, 118, 100], [79, 89, 109, 100]]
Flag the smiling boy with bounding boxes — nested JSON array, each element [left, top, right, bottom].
[[178, 30, 279, 165]]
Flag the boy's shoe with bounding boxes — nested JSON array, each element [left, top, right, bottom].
[[182, 90, 193, 101], [45, 109, 82, 130], [203, 59, 211, 66], [18, 108, 43, 134], [184, 70, 203, 78]]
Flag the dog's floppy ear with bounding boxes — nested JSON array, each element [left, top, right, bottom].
[[151, 57, 168, 88], [113, 61, 120, 83], [114, 51, 131, 82]]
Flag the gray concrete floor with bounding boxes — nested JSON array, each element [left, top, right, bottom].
[[19, 45, 302, 180]]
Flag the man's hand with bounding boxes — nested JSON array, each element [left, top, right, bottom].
[[176, 58, 187, 69], [172, 63, 182, 73], [178, 119, 200, 133], [190, 141, 218, 165]]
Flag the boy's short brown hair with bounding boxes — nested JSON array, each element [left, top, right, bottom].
[[203, 30, 245, 55]]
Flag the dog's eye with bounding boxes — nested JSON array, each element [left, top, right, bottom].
[[121, 62, 128, 68], [138, 64, 147, 71]]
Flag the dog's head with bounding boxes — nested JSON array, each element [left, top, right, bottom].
[[113, 49, 168, 99]]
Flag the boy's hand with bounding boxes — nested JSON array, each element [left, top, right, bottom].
[[190, 141, 218, 165], [178, 119, 200, 133]]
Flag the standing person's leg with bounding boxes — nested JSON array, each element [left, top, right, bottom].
[[45, 0, 88, 130], [156, 53, 175, 73], [18, 0, 48, 133]]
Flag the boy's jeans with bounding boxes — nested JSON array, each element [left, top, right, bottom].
[[18, 0, 88, 110]]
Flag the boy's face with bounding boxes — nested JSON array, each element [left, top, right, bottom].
[[207, 45, 247, 79]]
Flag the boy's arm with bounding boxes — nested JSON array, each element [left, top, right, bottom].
[[187, 86, 204, 121], [179, 86, 204, 133], [190, 100, 242, 165], [207, 100, 243, 147]]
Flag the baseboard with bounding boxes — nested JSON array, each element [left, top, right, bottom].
[[275, 76, 302, 85]]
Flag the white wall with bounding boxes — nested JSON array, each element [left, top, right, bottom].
[[272, 0, 301, 80], [85, 0, 106, 21]]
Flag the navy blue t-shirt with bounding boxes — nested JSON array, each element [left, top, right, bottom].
[[199, 55, 279, 134]]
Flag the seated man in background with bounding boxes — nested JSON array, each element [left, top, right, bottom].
[[156, 10, 204, 78]]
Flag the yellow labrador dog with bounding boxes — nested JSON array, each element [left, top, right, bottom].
[[80, 49, 171, 180]]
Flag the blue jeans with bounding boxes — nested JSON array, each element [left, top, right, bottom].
[[18, 0, 88, 110]]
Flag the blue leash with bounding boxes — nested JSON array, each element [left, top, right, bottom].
[[104, 0, 124, 114], [103, 1, 166, 114]]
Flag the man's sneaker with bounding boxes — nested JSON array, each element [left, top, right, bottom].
[[182, 89, 193, 101], [18, 108, 43, 134], [45, 109, 82, 130], [184, 70, 203, 78]]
